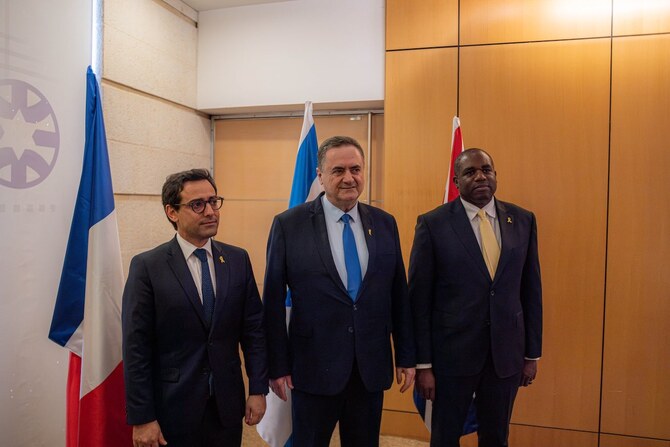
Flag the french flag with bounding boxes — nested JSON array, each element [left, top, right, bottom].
[[48, 67, 131, 447], [256, 101, 322, 447]]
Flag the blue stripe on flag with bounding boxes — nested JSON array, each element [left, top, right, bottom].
[[48, 66, 115, 348], [285, 102, 319, 308], [413, 387, 427, 419], [288, 123, 318, 208]]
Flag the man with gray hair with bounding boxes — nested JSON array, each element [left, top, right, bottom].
[[264, 136, 416, 446]]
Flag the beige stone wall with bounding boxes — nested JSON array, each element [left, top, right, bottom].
[[103, 0, 210, 273]]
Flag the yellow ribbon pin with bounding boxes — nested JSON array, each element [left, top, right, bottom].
[[368, 229, 372, 236], [219, 256, 225, 263], [507, 217, 513, 224]]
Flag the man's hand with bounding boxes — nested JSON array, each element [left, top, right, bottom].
[[520, 359, 538, 387], [396, 367, 416, 393], [269, 375, 294, 401], [415, 368, 436, 401], [133, 420, 167, 447], [245, 394, 266, 426]]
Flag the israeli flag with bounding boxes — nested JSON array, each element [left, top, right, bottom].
[[256, 101, 322, 447], [288, 101, 322, 208]]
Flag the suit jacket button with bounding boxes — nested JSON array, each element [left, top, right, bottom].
[[490, 290, 495, 296], [348, 327, 354, 333], [353, 305, 357, 311], [485, 320, 491, 326]]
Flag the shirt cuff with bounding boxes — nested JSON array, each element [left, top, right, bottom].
[[416, 363, 432, 369]]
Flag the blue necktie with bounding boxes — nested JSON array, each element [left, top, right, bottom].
[[194, 248, 215, 326], [341, 214, 362, 301]]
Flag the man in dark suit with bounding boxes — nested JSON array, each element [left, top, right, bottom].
[[409, 148, 542, 447], [264, 136, 416, 446], [122, 169, 268, 447]]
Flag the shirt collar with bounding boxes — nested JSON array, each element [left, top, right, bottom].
[[321, 195, 360, 223], [460, 197, 497, 222], [176, 233, 213, 260]]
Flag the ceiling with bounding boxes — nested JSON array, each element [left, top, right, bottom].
[[181, 0, 292, 12]]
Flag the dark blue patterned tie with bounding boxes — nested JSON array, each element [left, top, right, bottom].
[[341, 214, 362, 301], [194, 248, 215, 326]]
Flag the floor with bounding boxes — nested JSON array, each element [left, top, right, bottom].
[[242, 424, 429, 446]]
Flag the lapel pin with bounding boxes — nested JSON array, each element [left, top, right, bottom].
[[368, 229, 372, 236], [219, 256, 225, 263], [507, 217, 513, 224]]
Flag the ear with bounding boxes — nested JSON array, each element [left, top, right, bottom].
[[165, 204, 179, 225], [316, 167, 323, 184], [453, 175, 460, 190]]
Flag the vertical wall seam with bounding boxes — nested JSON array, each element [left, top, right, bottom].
[[456, 0, 461, 116], [597, 1, 616, 446]]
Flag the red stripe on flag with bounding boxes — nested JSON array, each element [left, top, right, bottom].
[[447, 125, 463, 202], [77, 362, 132, 446], [66, 353, 82, 447], [66, 355, 131, 447]]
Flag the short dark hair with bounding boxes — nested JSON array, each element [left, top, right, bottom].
[[161, 169, 217, 230], [317, 136, 365, 169], [453, 148, 495, 177]]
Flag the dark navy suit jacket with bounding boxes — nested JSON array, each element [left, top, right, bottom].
[[408, 198, 542, 379], [122, 237, 268, 434], [263, 193, 415, 395]]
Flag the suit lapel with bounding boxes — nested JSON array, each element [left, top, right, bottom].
[[166, 237, 208, 327], [357, 203, 375, 296], [310, 196, 350, 299], [448, 200, 491, 281], [211, 241, 230, 327], [494, 200, 514, 283]]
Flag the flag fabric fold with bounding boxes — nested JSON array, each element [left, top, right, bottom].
[[48, 66, 131, 447], [256, 101, 322, 447], [414, 116, 477, 436]]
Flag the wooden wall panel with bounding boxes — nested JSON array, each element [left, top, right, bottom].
[[381, 410, 429, 442], [601, 434, 670, 447], [508, 425, 598, 447], [613, 0, 670, 36], [384, 48, 458, 261], [386, 0, 458, 50], [371, 113, 385, 205], [215, 115, 373, 200], [461, 0, 611, 45], [216, 200, 287, 289], [602, 34, 670, 440], [459, 39, 611, 431], [215, 118, 300, 200]]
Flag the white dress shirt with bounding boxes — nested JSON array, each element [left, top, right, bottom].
[[175, 233, 217, 302], [321, 195, 369, 288]]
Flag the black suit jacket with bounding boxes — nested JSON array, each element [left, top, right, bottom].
[[263, 194, 415, 395], [408, 198, 542, 379], [122, 237, 268, 434]]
